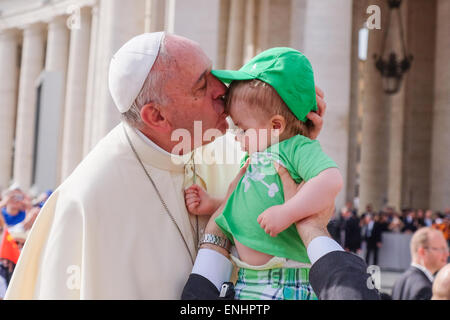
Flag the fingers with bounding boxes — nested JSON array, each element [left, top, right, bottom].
[[185, 188, 201, 212], [228, 158, 251, 196], [306, 111, 323, 140], [185, 184, 202, 195], [186, 194, 200, 213], [316, 94, 327, 118], [274, 161, 297, 201], [186, 197, 200, 207], [239, 158, 251, 175], [257, 214, 276, 237], [185, 193, 199, 201], [257, 214, 263, 224], [273, 161, 289, 176], [307, 109, 324, 127], [315, 85, 325, 99], [187, 202, 200, 213]]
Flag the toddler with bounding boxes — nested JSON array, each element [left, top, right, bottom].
[[185, 47, 342, 300]]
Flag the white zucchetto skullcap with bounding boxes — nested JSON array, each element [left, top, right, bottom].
[[109, 32, 164, 113]]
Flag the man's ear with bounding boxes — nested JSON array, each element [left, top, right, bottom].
[[140, 102, 171, 132], [270, 115, 286, 136], [417, 247, 426, 258]]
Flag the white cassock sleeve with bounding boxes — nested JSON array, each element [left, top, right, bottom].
[[307, 236, 344, 265]]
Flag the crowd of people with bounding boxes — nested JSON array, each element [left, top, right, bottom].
[[328, 202, 450, 266], [0, 186, 51, 299]]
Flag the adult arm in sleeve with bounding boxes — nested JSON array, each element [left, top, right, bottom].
[[309, 250, 381, 300]]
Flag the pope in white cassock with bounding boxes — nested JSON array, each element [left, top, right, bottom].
[[5, 32, 244, 299]]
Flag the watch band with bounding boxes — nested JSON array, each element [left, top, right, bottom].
[[198, 233, 231, 252]]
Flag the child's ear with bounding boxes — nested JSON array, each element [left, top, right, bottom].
[[270, 115, 286, 136]]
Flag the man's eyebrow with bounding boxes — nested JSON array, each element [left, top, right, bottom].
[[193, 70, 208, 88]]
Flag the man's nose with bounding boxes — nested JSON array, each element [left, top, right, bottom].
[[211, 75, 227, 100]]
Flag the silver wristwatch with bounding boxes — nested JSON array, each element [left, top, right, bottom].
[[198, 233, 231, 252]]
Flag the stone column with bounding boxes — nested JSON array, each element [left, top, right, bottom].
[[359, 0, 390, 212], [61, 7, 92, 180], [256, 0, 291, 52], [300, 0, 353, 212], [387, 1, 408, 211], [399, 0, 436, 210], [13, 23, 46, 190], [345, 0, 367, 206], [171, 0, 221, 67], [45, 16, 70, 76], [242, 0, 256, 63], [430, 0, 450, 211], [224, 0, 245, 69], [146, 0, 166, 32], [290, 0, 307, 51], [83, 5, 100, 156], [216, 0, 230, 69], [44, 15, 70, 186], [0, 29, 20, 189], [89, 0, 146, 148]]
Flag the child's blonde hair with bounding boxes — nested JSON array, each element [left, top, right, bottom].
[[226, 80, 314, 138]]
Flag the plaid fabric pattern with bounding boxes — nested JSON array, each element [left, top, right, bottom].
[[234, 267, 318, 300]]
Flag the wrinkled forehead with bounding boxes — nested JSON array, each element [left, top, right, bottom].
[[165, 35, 212, 79]]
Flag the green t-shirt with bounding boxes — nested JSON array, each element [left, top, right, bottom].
[[215, 134, 338, 263]]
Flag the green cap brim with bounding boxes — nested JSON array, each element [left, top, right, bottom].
[[211, 69, 255, 84]]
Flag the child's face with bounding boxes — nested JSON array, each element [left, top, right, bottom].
[[228, 101, 279, 154]]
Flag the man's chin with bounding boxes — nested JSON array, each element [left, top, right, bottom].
[[216, 118, 229, 134]]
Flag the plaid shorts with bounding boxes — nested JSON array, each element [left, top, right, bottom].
[[234, 267, 318, 300]]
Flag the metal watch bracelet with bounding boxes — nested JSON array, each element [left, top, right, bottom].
[[198, 233, 231, 252]]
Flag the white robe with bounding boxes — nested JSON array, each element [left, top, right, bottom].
[[5, 123, 242, 299]]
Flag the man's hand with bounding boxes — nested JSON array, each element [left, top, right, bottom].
[[307, 86, 327, 140], [295, 204, 335, 248]]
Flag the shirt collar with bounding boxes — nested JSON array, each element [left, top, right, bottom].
[[133, 127, 196, 165], [121, 123, 190, 173], [134, 128, 172, 156], [411, 263, 434, 282]]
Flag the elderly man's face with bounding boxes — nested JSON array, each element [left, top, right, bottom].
[[162, 36, 228, 151]]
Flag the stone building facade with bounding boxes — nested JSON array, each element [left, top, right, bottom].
[[0, 0, 448, 213]]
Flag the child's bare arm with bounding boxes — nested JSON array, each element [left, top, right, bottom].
[[285, 167, 342, 219], [258, 167, 343, 237], [185, 184, 224, 216]]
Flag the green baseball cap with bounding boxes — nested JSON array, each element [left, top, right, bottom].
[[211, 47, 317, 122]]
